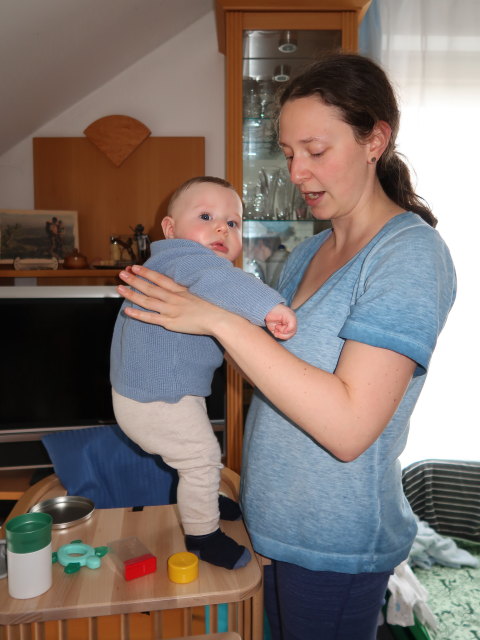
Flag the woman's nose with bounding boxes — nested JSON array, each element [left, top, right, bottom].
[[289, 158, 309, 185]]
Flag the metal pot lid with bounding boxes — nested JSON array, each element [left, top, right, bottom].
[[29, 496, 95, 529]]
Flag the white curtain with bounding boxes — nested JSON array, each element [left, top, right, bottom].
[[361, 0, 480, 466]]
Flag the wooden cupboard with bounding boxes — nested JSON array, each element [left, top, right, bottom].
[[215, 0, 371, 472]]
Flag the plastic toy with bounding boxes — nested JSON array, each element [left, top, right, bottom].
[[52, 539, 108, 574], [108, 536, 157, 581]]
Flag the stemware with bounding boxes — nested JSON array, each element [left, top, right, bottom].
[[266, 167, 294, 220]]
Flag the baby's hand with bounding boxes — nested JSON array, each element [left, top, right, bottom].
[[265, 304, 297, 340]]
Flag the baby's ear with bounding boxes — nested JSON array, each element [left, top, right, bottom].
[[161, 216, 175, 239]]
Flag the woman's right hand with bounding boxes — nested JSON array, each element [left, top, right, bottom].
[[117, 264, 232, 336]]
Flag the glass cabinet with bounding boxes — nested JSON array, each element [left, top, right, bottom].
[[215, 0, 371, 472], [242, 27, 342, 284]]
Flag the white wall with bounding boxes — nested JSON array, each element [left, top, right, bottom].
[[0, 11, 225, 210], [398, 104, 478, 468], [373, 0, 480, 468]]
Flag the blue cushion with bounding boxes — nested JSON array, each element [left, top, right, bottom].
[[42, 425, 178, 509]]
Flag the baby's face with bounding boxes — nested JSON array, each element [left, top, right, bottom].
[[165, 182, 243, 262]]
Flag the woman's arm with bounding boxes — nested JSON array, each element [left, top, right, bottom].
[[117, 266, 416, 462]]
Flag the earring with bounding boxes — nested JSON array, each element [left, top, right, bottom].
[[370, 157, 377, 164]]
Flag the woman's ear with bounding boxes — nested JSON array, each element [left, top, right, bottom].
[[161, 216, 176, 239], [368, 120, 392, 162]]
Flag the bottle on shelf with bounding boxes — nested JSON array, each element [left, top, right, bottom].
[[110, 236, 122, 262], [132, 224, 151, 263], [265, 244, 289, 288], [244, 257, 266, 281]]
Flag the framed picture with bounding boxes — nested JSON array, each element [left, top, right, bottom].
[[0, 209, 79, 263]]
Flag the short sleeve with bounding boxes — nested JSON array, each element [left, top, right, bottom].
[[338, 224, 456, 376]]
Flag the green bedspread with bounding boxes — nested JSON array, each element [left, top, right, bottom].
[[413, 539, 480, 639]]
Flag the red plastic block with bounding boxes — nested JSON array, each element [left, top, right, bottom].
[[123, 553, 157, 581], [108, 537, 157, 581]]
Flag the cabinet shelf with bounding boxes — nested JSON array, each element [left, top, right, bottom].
[[0, 267, 121, 286], [0, 268, 120, 278]]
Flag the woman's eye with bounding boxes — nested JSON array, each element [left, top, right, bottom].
[[200, 213, 211, 221]]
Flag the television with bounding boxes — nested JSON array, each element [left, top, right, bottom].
[[0, 285, 226, 470]]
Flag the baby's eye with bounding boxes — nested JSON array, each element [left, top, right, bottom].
[[200, 213, 212, 221], [227, 220, 238, 228]]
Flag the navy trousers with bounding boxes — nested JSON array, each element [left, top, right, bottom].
[[264, 560, 391, 640]]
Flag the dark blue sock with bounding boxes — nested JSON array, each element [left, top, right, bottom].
[[185, 528, 251, 570], [219, 494, 242, 520]]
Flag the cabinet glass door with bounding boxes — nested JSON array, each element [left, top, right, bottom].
[[242, 28, 339, 284]]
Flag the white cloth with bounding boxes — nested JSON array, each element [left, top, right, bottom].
[[386, 561, 438, 630]]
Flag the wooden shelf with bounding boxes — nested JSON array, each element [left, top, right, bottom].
[[0, 268, 121, 286], [0, 268, 120, 278]]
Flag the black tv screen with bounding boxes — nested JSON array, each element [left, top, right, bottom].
[[0, 287, 123, 436], [0, 285, 225, 469]]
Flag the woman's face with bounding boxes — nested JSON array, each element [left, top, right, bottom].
[[278, 96, 372, 223]]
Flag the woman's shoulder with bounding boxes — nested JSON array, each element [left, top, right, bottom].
[[373, 212, 452, 259], [364, 213, 456, 296], [380, 211, 441, 239]]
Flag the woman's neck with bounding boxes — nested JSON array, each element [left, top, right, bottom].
[[328, 190, 404, 255]]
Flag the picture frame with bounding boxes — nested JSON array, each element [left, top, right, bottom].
[[0, 209, 79, 264]]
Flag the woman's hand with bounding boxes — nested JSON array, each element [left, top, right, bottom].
[[117, 264, 231, 335]]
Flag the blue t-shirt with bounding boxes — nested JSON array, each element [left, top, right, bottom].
[[240, 213, 456, 574]]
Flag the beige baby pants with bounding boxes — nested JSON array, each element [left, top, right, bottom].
[[112, 389, 223, 536]]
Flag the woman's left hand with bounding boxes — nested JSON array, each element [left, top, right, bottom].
[[117, 264, 231, 335]]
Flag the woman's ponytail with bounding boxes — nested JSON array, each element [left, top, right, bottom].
[[377, 153, 437, 228]]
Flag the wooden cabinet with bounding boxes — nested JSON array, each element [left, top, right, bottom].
[[215, 0, 371, 472], [33, 136, 205, 264], [0, 267, 120, 286], [1, 134, 205, 286]]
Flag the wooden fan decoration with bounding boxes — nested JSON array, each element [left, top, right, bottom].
[[83, 115, 151, 167]]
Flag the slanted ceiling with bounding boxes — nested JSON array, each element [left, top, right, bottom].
[[0, 0, 213, 156]]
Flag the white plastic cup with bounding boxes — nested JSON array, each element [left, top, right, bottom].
[[6, 512, 53, 599]]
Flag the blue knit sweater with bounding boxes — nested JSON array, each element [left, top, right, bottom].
[[110, 239, 285, 402]]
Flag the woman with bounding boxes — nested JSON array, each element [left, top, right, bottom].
[[116, 53, 456, 640]]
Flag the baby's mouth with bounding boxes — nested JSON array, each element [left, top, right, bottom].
[[211, 242, 228, 253]]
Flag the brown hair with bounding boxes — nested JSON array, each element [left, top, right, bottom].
[[278, 52, 437, 227], [167, 176, 237, 216]]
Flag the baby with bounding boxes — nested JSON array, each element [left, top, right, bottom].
[[110, 176, 296, 569]]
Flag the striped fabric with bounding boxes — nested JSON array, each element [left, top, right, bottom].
[[402, 459, 480, 542]]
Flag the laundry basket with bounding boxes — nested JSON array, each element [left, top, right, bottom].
[[385, 459, 480, 640]]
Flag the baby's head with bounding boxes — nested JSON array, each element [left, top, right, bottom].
[[161, 176, 243, 262]]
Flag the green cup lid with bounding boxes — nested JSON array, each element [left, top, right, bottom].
[[6, 512, 52, 554]]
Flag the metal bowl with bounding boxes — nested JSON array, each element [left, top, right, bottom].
[[29, 496, 95, 529]]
